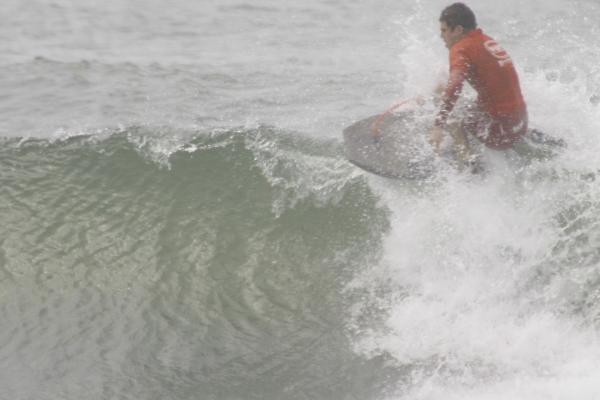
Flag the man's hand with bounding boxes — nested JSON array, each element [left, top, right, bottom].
[[429, 126, 444, 154]]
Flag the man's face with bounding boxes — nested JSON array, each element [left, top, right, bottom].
[[440, 21, 464, 49]]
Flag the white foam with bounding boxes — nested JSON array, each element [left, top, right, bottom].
[[349, 1, 600, 396]]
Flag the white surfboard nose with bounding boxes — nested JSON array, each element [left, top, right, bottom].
[[343, 111, 437, 179]]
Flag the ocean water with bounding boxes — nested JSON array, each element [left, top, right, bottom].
[[2, 0, 600, 399]]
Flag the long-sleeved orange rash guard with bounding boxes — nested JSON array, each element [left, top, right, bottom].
[[435, 29, 526, 127]]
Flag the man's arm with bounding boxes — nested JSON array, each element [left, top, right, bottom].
[[435, 47, 469, 127], [430, 47, 469, 153]]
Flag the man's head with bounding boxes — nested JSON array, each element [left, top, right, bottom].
[[439, 3, 477, 49]]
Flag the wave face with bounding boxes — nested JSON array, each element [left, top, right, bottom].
[[0, 127, 395, 399]]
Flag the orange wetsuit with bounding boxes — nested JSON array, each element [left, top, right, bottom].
[[435, 29, 527, 149]]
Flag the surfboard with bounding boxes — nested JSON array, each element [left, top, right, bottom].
[[343, 110, 566, 179], [342, 110, 437, 179]]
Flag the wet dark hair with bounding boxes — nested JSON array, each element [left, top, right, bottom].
[[439, 3, 477, 31]]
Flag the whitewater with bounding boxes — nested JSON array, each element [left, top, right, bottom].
[[2, 0, 600, 399]]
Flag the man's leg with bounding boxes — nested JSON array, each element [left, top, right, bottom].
[[447, 122, 473, 169]]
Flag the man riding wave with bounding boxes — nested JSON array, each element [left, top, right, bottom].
[[429, 3, 528, 162]]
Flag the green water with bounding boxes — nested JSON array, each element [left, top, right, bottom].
[[0, 128, 400, 399]]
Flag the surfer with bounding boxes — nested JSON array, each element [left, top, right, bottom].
[[429, 3, 528, 164]]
